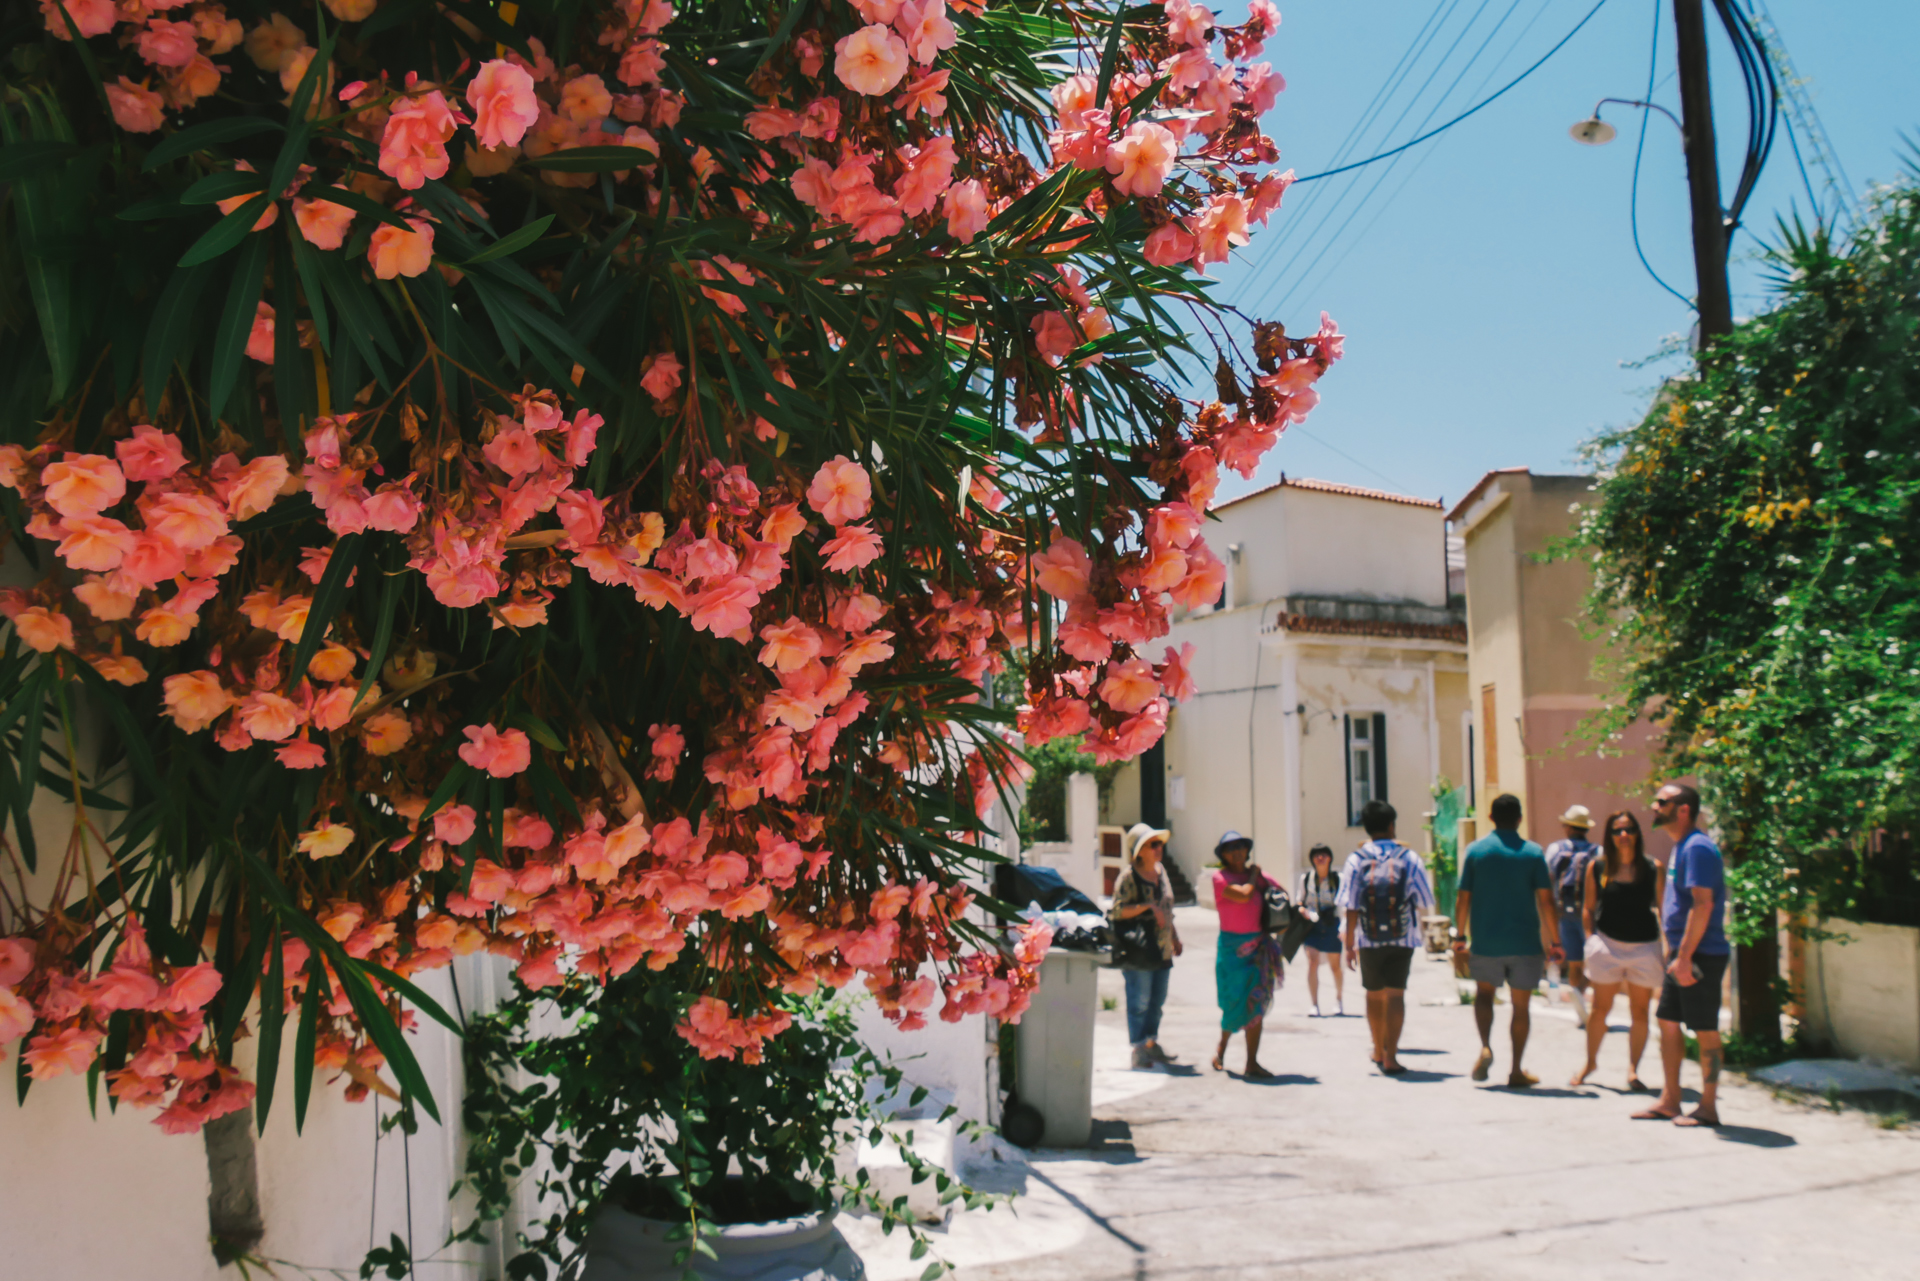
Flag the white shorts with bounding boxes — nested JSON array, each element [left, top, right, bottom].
[[1584, 932, 1664, 990]]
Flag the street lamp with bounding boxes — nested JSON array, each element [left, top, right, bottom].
[[1568, 98, 1683, 147]]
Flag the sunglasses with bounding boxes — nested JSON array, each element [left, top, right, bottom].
[[1651, 797, 1677, 809]]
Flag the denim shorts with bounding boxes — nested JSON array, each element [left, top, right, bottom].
[[1559, 914, 1586, 960]]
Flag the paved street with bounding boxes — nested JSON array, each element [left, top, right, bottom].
[[851, 906, 1920, 1281]]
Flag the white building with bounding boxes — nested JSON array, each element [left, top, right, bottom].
[[1114, 477, 1472, 900]]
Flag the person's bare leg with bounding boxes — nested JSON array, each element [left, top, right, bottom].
[[1508, 989, 1534, 1082], [1471, 982, 1496, 1080], [1305, 952, 1322, 1013], [1331, 950, 1346, 1011], [1244, 1017, 1271, 1077], [1634, 1018, 1685, 1118], [1677, 1029, 1722, 1125], [1573, 983, 1619, 1085], [1625, 985, 1653, 1085], [1382, 991, 1406, 1070], [1212, 1029, 1229, 1072], [1365, 990, 1387, 1063]]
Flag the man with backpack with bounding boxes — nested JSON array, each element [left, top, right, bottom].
[[1339, 799, 1436, 1075], [1544, 804, 1601, 1028], [1453, 794, 1564, 1088]]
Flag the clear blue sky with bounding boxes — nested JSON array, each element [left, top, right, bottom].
[[1206, 0, 1920, 510]]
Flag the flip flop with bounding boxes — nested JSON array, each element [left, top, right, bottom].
[[1626, 1078, 1651, 1094], [1631, 1108, 1680, 1121], [1245, 1064, 1275, 1080], [1380, 1062, 1407, 1076], [1673, 1114, 1721, 1128]]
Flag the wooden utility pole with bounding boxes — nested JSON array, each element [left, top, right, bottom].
[[1674, 2, 1778, 1041], [1672, 0, 1734, 343]]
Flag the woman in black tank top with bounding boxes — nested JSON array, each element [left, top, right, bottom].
[[1570, 812, 1666, 1090]]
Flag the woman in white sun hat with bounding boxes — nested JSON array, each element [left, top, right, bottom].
[[1110, 822, 1183, 1069]]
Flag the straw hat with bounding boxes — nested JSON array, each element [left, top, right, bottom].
[[1558, 804, 1593, 829], [1124, 822, 1172, 860]]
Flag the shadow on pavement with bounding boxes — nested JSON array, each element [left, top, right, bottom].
[[1086, 1119, 1142, 1160], [1715, 1124, 1797, 1148], [1383, 1069, 1457, 1083], [1234, 1072, 1320, 1087], [1496, 1087, 1591, 1099]]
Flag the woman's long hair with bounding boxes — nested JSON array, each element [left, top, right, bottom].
[[1600, 811, 1652, 884], [1305, 844, 1337, 893]]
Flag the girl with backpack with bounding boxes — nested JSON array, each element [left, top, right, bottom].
[[1298, 844, 1345, 1017]]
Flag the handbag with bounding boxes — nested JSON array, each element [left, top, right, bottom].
[[1111, 912, 1162, 970], [1258, 874, 1316, 962]]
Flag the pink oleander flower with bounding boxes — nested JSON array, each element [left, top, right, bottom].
[[362, 710, 412, 755], [482, 426, 544, 477], [276, 736, 327, 769], [245, 13, 304, 72], [55, 515, 136, 572], [559, 73, 613, 125], [1031, 535, 1092, 600], [89, 965, 163, 1013], [466, 58, 540, 148], [321, 0, 378, 20], [369, 216, 435, 279], [1193, 193, 1251, 268], [40, 0, 116, 40], [899, 0, 958, 65], [245, 300, 276, 364], [216, 453, 292, 520], [459, 723, 532, 777], [0, 986, 33, 1046], [379, 90, 458, 190], [434, 804, 478, 845], [239, 692, 302, 741], [1144, 221, 1197, 268], [308, 642, 357, 682], [364, 482, 421, 532], [163, 672, 233, 732], [1031, 311, 1077, 365], [896, 136, 956, 217], [1098, 658, 1160, 714], [759, 618, 823, 672], [161, 963, 223, 1013], [138, 19, 199, 69], [619, 39, 667, 88], [821, 523, 883, 572], [297, 822, 355, 860], [640, 351, 683, 402], [293, 195, 354, 249], [1106, 122, 1179, 198], [1166, 0, 1214, 47], [13, 606, 74, 654], [806, 455, 872, 526], [895, 68, 950, 118], [145, 491, 229, 551], [943, 179, 992, 243], [1170, 539, 1227, 610], [107, 77, 167, 133], [115, 424, 186, 482], [41, 453, 126, 519], [1159, 642, 1198, 701], [835, 24, 909, 97], [89, 653, 150, 686], [24, 1026, 102, 1079]]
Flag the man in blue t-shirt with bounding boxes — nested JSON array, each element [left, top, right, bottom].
[[1453, 793, 1562, 1089], [1633, 781, 1730, 1128]]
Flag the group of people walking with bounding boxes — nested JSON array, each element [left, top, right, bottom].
[[1106, 780, 1731, 1126]]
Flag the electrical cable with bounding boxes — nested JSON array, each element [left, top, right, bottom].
[[1288, 0, 1610, 187], [1244, 0, 1517, 317], [1267, 0, 1545, 320], [1779, 109, 1826, 226], [1233, 0, 1464, 293], [1630, 0, 1693, 309]]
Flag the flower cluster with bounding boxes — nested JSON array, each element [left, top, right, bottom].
[[2, 0, 1340, 1124]]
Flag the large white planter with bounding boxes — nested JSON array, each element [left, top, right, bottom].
[[580, 1205, 864, 1281]]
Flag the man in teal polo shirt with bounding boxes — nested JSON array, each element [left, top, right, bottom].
[[1453, 794, 1563, 1088]]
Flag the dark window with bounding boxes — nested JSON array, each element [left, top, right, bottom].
[[1344, 713, 1389, 826]]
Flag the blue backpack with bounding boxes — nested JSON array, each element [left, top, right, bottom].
[[1552, 840, 1599, 914], [1357, 846, 1412, 942]]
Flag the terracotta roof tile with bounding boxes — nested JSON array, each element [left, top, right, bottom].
[[1214, 474, 1442, 513]]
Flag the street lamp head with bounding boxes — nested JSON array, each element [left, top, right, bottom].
[[1569, 115, 1616, 146]]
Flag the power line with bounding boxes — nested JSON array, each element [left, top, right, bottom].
[[1263, 0, 1545, 320], [1288, 0, 1610, 187], [1629, 0, 1694, 308], [1233, 0, 1463, 292]]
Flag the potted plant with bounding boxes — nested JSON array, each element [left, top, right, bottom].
[[422, 954, 989, 1280]]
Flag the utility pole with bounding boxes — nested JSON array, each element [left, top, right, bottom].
[[1672, 0, 1733, 344], [1674, 2, 1778, 1042]]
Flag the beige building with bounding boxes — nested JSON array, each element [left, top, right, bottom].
[[1112, 477, 1471, 899], [1446, 468, 1662, 846]]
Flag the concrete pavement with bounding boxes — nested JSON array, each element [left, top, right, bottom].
[[848, 905, 1920, 1280]]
